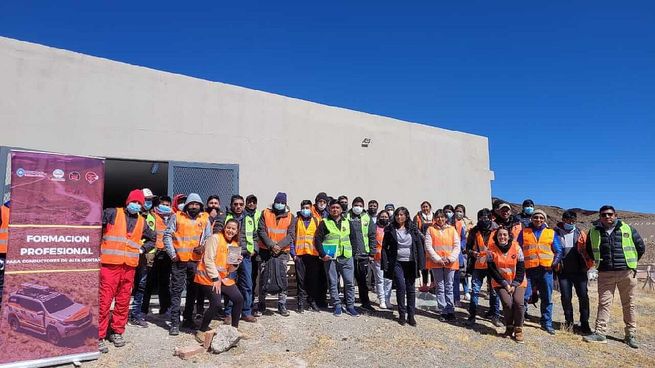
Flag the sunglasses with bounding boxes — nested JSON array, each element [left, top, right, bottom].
[[600, 212, 615, 218]]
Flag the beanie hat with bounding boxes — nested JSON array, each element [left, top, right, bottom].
[[522, 199, 534, 207], [126, 189, 145, 206], [315, 192, 328, 203], [274, 192, 287, 205], [531, 209, 547, 220]]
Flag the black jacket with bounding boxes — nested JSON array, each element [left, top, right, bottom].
[[585, 220, 645, 272], [381, 224, 425, 280]]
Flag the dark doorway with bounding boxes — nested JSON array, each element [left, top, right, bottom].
[[103, 159, 168, 208]]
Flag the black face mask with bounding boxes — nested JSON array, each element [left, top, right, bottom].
[[340, 203, 348, 212], [187, 208, 201, 217], [478, 220, 492, 230], [378, 219, 389, 226]]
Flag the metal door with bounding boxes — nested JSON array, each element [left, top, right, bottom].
[[168, 161, 239, 209]]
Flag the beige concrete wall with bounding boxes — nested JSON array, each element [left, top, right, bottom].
[[0, 37, 493, 215]]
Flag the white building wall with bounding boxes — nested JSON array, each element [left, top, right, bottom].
[[0, 37, 493, 215]]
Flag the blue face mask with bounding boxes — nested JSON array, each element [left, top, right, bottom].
[[274, 203, 286, 211], [144, 200, 153, 211], [563, 223, 575, 231], [157, 204, 172, 214], [126, 202, 142, 214], [446, 211, 454, 219], [300, 209, 311, 218], [523, 207, 534, 215]]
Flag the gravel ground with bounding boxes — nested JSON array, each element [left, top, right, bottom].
[[79, 282, 655, 368]]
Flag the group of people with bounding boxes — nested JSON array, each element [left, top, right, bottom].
[[96, 190, 647, 353]]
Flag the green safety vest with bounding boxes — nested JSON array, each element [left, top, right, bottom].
[[323, 218, 352, 259], [145, 212, 157, 254], [589, 223, 638, 270], [226, 210, 261, 254], [346, 212, 371, 253]]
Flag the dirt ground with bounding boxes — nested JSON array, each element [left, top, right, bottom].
[[77, 279, 655, 368]]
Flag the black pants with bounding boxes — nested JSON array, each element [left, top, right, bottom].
[[558, 272, 590, 326], [196, 285, 206, 316], [421, 269, 432, 285], [354, 258, 371, 306], [169, 260, 198, 326], [0, 255, 5, 304], [394, 261, 416, 317], [295, 255, 323, 307], [142, 251, 172, 315], [200, 283, 243, 331]]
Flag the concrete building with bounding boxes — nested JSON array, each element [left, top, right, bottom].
[[0, 36, 493, 214]]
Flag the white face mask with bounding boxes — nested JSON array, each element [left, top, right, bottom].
[[317, 203, 326, 211], [177, 204, 185, 212], [352, 206, 364, 215]]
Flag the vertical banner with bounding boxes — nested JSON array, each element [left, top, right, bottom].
[[0, 151, 104, 367]]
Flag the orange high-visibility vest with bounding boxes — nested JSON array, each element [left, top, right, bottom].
[[374, 226, 384, 262], [521, 227, 555, 269], [489, 242, 527, 288], [0, 205, 9, 254], [295, 217, 319, 256], [173, 212, 209, 262], [426, 225, 459, 270], [455, 219, 464, 239], [261, 209, 292, 250], [194, 233, 237, 287], [155, 214, 166, 250], [100, 209, 144, 267], [473, 230, 497, 270], [414, 214, 432, 232]]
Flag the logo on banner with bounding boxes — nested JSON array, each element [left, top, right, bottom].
[[16, 168, 47, 178], [85, 171, 99, 184], [51, 169, 65, 182], [69, 172, 81, 181], [16, 168, 25, 177]]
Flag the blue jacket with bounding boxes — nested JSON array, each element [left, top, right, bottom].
[[517, 223, 563, 268]]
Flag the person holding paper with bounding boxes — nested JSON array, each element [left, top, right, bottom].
[[194, 218, 243, 338]]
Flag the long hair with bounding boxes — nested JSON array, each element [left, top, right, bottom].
[[391, 206, 413, 229], [223, 218, 241, 242]]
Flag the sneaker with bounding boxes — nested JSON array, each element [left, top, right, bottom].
[[360, 304, 375, 312], [514, 327, 524, 343], [583, 332, 607, 343], [502, 326, 514, 338], [345, 307, 359, 317], [297, 305, 305, 314], [491, 317, 504, 328], [544, 327, 556, 335], [309, 301, 320, 312], [98, 339, 109, 354], [278, 306, 290, 317], [169, 326, 180, 336], [333, 305, 342, 317], [379, 301, 388, 309], [445, 313, 456, 321], [437, 314, 447, 322], [625, 335, 638, 349], [253, 310, 263, 317], [241, 315, 257, 323], [108, 333, 125, 348], [128, 318, 148, 328], [464, 292, 471, 301]]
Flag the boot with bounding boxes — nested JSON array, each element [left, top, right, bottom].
[[407, 314, 417, 327], [502, 326, 514, 338], [398, 312, 406, 326], [514, 327, 524, 344]]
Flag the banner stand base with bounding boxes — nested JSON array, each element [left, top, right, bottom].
[[0, 351, 100, 368]]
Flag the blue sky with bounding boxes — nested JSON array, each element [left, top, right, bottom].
[[2, 1, 654, 213]]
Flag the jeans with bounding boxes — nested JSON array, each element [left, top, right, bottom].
[[372, 261, 392, 305], [469, 269, 501, 318], [169, 261, 198, 326], [325, 257, 355, 308], [225, 255, 253, 317], [394, 261, 417, 317], [525, 267, 554, 330], [130, 255, 148, 320], [558, 272, 589, 326], [453, 270, 461, 302], [432, 268, 455, 314], [354, 258, 372, 306]]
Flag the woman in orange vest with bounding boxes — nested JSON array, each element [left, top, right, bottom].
[[425, 209, 460, 321], [372, 210, 392, 309], [292, 200, 322, 313], [487, 227, 527, 343], [195, 218, 243, 336]]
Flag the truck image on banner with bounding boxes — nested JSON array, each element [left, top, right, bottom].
[[0, 150, 105, 368]]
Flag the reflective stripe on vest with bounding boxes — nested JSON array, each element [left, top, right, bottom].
[[323, 218, 352, 258], [489, 242, 527, 288], [474, 230, 496, 270], [263, 209, 292, 249], [295, 217, 319, 256], [100, 209, 144, 267], [346, 212, 371, 253], [155, 214, 166, 250], [589, 223, 638, 269], [521, 227, 555, 269], [173, 212, 208, 262], [195, 233, 237, 286], [425, 225, 459, 270], [0, 205, 9, 254]]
